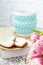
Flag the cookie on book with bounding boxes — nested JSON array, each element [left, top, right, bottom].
[[14, 37, 27, 48], [0, 36, 16, 48]]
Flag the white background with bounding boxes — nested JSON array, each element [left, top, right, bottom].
[[0, 0, 43, 28]]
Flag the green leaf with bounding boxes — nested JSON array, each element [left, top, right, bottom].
[[33, 30, 41, 33], [33, 30, 43, 36], [40, 32, 43, 36]]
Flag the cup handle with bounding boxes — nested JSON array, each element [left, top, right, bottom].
[[10, 15, 13, 26], [10, 15, 15, 32]]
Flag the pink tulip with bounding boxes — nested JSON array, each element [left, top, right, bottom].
[[29, 40, 43, 65], [40, 36, 43, 42], [31, 33, 40, 42]]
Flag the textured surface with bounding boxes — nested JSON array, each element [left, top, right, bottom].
[[11, 13, 36, 34], [0, 56, 27, 65]]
